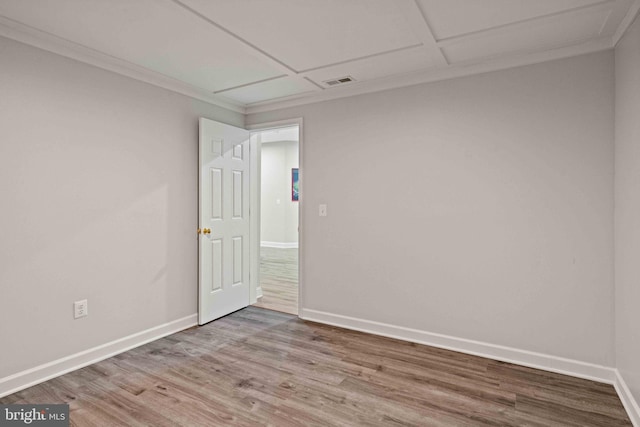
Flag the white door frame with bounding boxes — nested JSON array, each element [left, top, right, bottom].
[[247, 118, 303, 317]]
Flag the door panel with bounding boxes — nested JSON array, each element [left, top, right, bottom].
[[199, 118, 250, 325]]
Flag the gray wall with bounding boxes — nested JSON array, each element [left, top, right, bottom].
[[260, 140, 299, 245], [615, 15, 640, 403], [248, 51, 615, 366], [0, 36, 243, 378]]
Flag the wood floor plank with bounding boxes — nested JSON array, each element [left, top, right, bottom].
[[1, 306, 631, 426]]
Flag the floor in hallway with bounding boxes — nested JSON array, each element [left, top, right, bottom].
[[253, 246, 298, 315]]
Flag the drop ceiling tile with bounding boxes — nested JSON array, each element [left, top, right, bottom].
[[178, 0, 422, 72], [442, 7, 610, 64], [0, 0, 282, 91], [303, 47, 438, 88], [218, 77, 314, 105], [418, 0, 604, 40]]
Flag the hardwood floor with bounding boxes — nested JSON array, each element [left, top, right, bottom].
[[1, 307, 631, 426], [253, 246, 298, 315]]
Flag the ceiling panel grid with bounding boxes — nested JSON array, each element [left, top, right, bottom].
[[0, 0, 637, 110]]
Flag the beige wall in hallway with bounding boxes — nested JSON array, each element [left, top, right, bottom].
[[260, 140, 299, 246]]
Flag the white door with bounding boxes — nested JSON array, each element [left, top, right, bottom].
[[199, 118, 251, 325]]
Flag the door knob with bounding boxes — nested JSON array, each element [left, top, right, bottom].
[[203, 228, 211, 234]]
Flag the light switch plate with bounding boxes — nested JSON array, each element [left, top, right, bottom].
[[319, 204, 327, 217], [74, 299, 88, 319]]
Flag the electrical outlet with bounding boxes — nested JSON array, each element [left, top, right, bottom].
[[74, 299, 88, 319]]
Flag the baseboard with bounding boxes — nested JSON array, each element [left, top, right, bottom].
[[261, 241, 298, 249], [614, 369, 640, 426], [256, 287, 263, 299], [300, 308, 616, 384], [0, 313, 198, 398]]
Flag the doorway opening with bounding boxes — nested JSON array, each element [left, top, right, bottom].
[[251, 125, 300, 315]]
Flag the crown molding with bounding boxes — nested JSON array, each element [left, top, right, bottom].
[[0, 15, 246, 114], [613, 0, 640, 46], [245, 36, 614, 114]]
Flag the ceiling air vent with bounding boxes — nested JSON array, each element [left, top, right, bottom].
[[323, 76, 355, 87]]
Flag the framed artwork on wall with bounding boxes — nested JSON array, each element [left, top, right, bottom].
[[292, 168, 299, 201]]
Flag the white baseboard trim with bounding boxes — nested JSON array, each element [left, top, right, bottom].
[[614, 369, 640, 426], [261, 241, 298, 249], [0, 313, 198, 398], [256, 287, 263, 299], [300, 308, 616, 385]]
